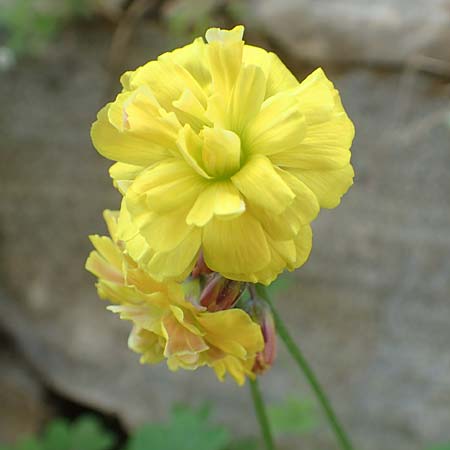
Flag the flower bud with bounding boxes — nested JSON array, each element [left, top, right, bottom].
[[200, 274, 244, 312], [192, 251, 213, 278], [243, 298, 277, 374]]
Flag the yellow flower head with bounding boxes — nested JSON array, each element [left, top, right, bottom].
[[91, 25, 355, 285], [85, 210, 264, 385]]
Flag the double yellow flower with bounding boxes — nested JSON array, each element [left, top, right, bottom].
[[87, 25, 354, 384]]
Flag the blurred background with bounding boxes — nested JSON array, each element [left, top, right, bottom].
[[0, 0, 450, 449]]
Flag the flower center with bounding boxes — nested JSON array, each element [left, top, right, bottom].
[[200, 126, 242, 178]]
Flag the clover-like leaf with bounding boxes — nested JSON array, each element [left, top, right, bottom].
[[0, 416, 115, 450], [127, 405, 231, 450]]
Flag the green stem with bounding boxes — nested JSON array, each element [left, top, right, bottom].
[[255, 284, 355, 450], [249, 378, 276, 450]]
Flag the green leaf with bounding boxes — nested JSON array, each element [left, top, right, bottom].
[[268, 397, 318, 436], [425, 444, 450, 450], [127, 405, 231, 450], [0, 416, 115, 450]]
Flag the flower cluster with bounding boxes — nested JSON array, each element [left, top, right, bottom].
[[86, 211, 263, 385], [87, 25, 354, 384]]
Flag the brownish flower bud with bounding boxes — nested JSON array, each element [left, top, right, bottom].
[[200, 274, 244, 312], [192, 251, 213, 278], [243, 298, 277, 375]]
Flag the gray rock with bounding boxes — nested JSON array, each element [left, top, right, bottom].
[[250, 0, 450, 67], [0, 338, 49, 444], [0, 23, 450, 450]]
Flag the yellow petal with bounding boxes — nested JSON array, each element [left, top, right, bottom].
[[293, 164, 354, 208], [276, 168, 320, 224], [271, 75, 354, 170], [162, 314, 209, 358], [187, 181, 245, 226], [85, 249, 123, 285], [172, 88, 212, 131], [129, 159, 208, 214], [227, 64, 266, 134], [128, 327, 165, 364], [231, 155, 295, 214], [120, 87, 182, 150], [206, 26, 244, 96], [176, 124, 211, 178], [171, 37, 212, 90], [244, 92, 306, 156], [102, 210, 120, 242], [145, 227, 202, 281], [243, 45, 299, 98], [124, 55, 207, 112], [201, 127, 241, 177], [205, 25, 244, 44], [108, 292, 168, 331], [198, 308, 263, 357], [109, 162, 145, 194], [89, 234, 122, 266], [269, 114, 353, 169], [91, 103, 172, 166], [137, 207, 193, 253], [295, 68, 337, 125], [291, 224, 313, 269], [203, 212, 271, 274]]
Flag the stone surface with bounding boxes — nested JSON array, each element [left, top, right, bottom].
[[1, 23, 450, 450], [0, 335, 49, 444], [250, 0, 450, 67]]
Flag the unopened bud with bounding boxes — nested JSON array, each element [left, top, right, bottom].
[[192, 252, 213, 278], [200, 274, 244, 312], [243, 298, 277, 375]]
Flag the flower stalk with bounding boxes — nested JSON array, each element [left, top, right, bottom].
[[249, 378, 276, 450], [255, 284, 355, 450]]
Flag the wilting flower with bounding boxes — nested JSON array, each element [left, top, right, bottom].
[[91, 25, 355, 285], [85, 211, 263, 385]]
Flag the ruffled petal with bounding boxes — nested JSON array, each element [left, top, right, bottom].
[[203, 212, 271, 274], [227, 64, 266, 134], [162, 314, 209, 358], [176, 124, 211, 178], [128, 327, 165, 364], [109, 162, 146, 194], [144, 227, 202, 282], [293, 164, 355, 209], [270, 73, 355, 170], [201, 127, 241, 177], [291, 224, 313, 269], [137, 207, 193, 253], [269, 111, 353, 170], [128, 159, 208, 214], [243, 45, 299, 98], [295, 68, 337, 125], [276, 168, 320, 225], [170, 37, 212, 90], [198, 308, 263, 358], [206, 25, 244, 96], [123, 54, 207, 112], [187, 181, 245, 226], [231, 155, 295, 214], [172, 89, 212, 131], [244, 92, 306, 156], [91, 103, 172, 166]]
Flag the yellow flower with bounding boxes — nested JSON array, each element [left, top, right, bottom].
[[85, 210, 264, 385], [91, 25, 355, 285]]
